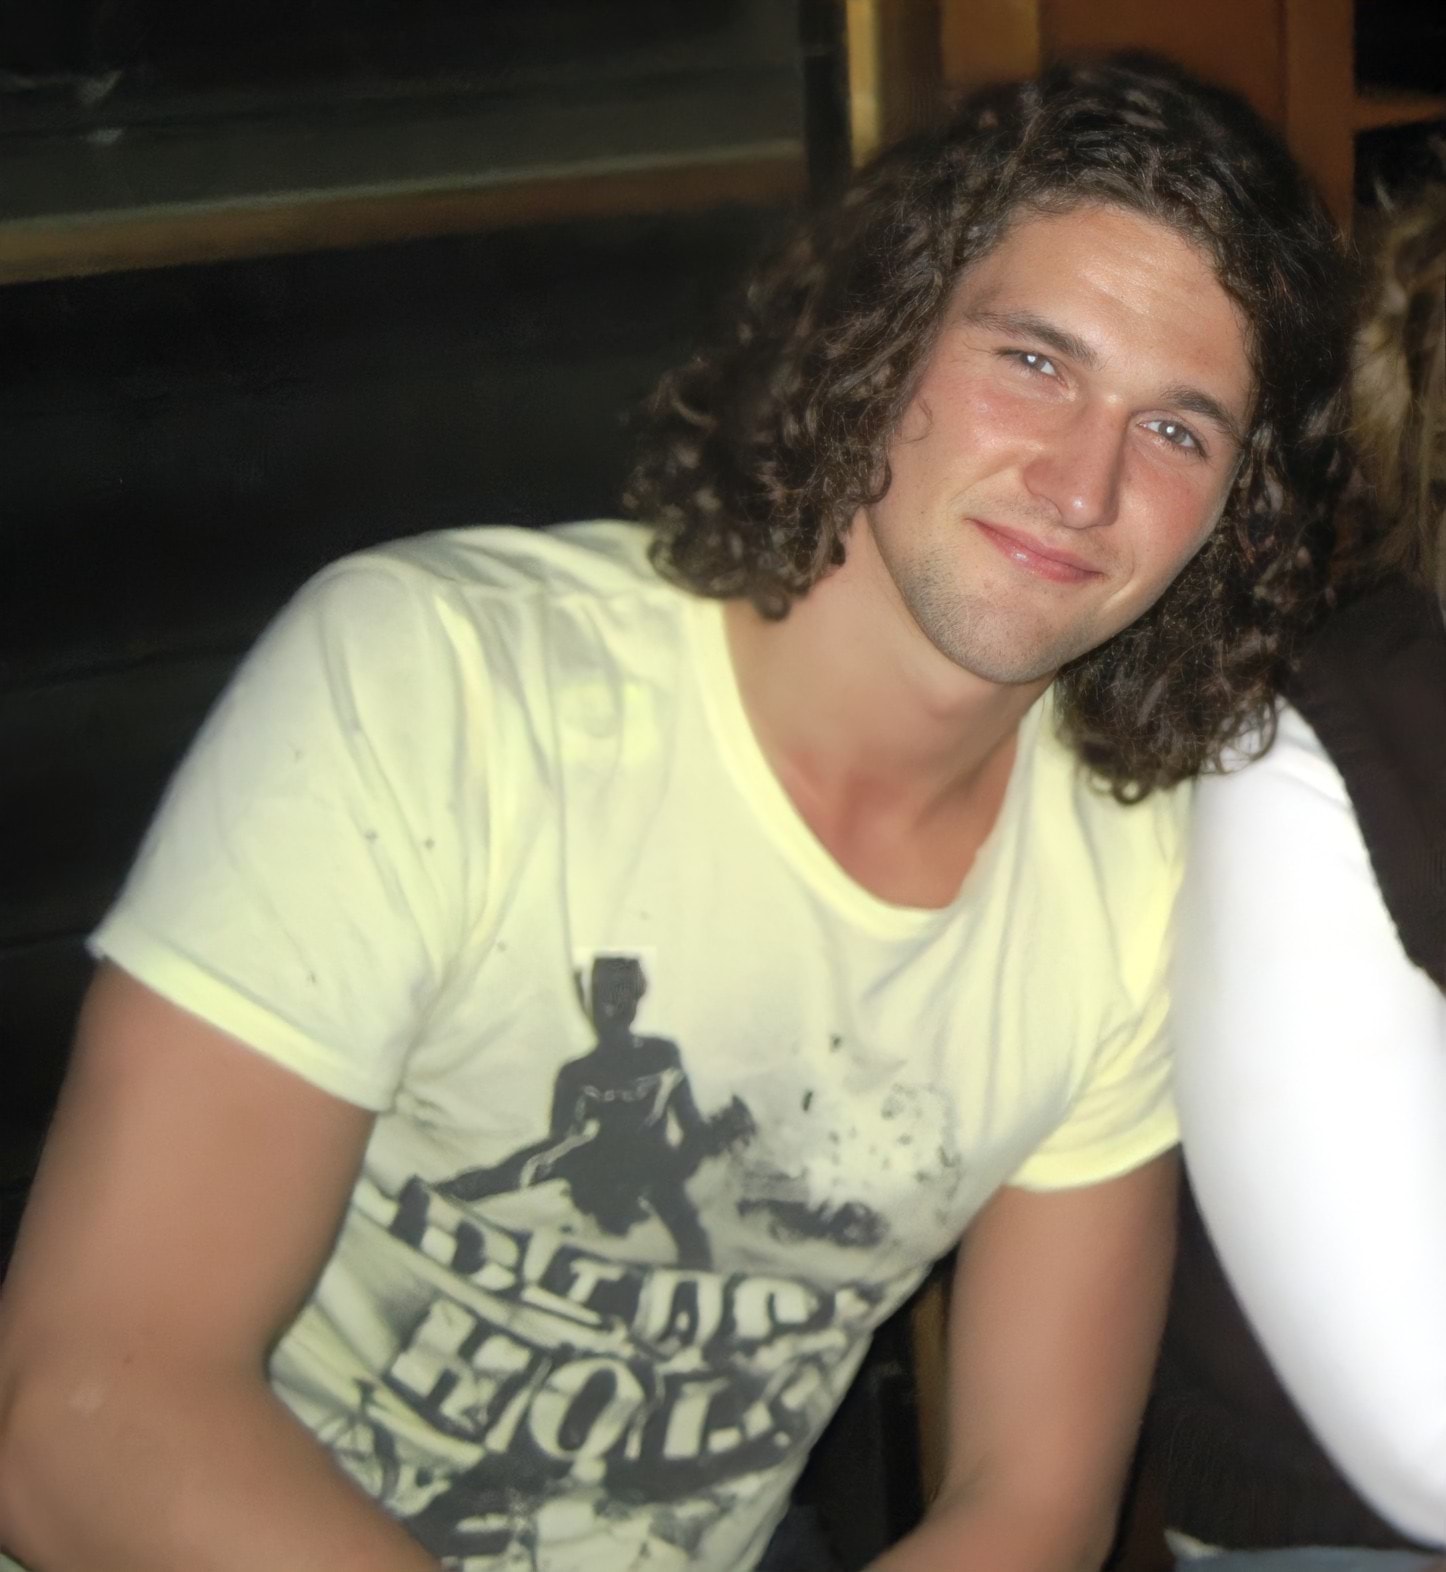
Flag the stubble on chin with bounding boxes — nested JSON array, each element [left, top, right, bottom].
[[897, 563, 1092, 687]]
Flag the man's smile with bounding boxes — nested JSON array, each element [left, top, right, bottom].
[[970, 519, 1107, 584]]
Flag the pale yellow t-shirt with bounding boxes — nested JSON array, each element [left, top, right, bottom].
[[89, 521, 1184, 1571]]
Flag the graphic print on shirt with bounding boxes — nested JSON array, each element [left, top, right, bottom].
[[306, 951, 933, 1569], [439, 955, 755, 1269], [329, 1169, 903, 1569]]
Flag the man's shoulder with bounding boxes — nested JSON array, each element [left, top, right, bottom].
[[1023, 693, 1194, 944], [231, 521, 685, 752], [268, 521, 684, 692], [333, 520, 668, 607], [1029, 693, 1193, 855]]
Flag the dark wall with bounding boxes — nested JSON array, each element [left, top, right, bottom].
[[0, 205, 783, 1197]]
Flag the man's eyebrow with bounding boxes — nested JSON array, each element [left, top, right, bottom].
[[964, 307, 1248, 448], [962, 309, 1101, 370], [1160, 384, 1247, 448]]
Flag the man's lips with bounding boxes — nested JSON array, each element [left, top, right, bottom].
[[971, 519, 1104, 584]]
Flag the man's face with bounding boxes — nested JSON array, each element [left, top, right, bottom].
[[859, 203, 1255, 686]]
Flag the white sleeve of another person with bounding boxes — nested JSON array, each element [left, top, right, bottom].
[[1173, 705, 1446, 1547]]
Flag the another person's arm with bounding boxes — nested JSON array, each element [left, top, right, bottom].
[[870, 1152, 1178, 1572], [0, 965, 442, 1571], [1174, 708, 1446, 1545]]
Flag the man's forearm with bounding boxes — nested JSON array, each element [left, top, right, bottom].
[[866, 1487, 1114, 1572], [0, 1358, 440, 1572]]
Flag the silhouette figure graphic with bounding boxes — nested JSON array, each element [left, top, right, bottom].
[[440, 955, 752, 1267]]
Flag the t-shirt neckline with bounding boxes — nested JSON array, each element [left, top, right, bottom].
[[683, 593, 1043, 939]]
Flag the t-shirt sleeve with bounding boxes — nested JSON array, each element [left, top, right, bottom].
[[91, 559, 490, 1110], [1007, 777, 1184, 1192], [1007, 967, 1178, 1192]]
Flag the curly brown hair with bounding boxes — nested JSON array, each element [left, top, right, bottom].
[[1347, 161, 1446, 602], [626, 53, 1356, 799]]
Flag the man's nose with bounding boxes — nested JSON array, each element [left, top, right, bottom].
[[1021, 403, 1127, 531]]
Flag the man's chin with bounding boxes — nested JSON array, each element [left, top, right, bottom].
[[934, 626, 1089, 688]]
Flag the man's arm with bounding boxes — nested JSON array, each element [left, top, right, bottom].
[[871, 1152, 1178, 1572], [0, 964, 441, 1572]]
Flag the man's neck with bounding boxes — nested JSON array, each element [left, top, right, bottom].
[[722, 549, 1050, 906]]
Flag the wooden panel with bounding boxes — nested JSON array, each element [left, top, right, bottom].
[[940, 0, 1043, 94], [1288, 0, 1357, 224], [846, 0, 943, 163], [1353, 86, 1446, 132], [0, 151, 804, 286], [936, 0, 1357, 228], [1041, 0, 1286, 123], [1282, 0, 1355, 227], [847, 0, 890, 161]]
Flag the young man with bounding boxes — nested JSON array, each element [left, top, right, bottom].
[[0, 54, 1352, 1572]]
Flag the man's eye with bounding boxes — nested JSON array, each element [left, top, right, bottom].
[[1003, 349, 1059, 378], [1144, 417, 1204, 454]]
